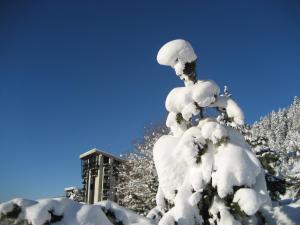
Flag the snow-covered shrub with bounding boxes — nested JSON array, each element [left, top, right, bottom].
[[0, 198, 65, 225], [0, 198, 154, 225], [98, 201, 155, 225], [116, 125, 168, 215], [65, 187, 84, 202], [150, 39, 271, 225]]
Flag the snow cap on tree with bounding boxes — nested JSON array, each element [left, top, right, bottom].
[[157, 39, 198, 86], [157, 39, 197, 67]]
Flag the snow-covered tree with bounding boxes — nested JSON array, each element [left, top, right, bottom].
[[250, 97, 300, 199], [148, 39, 271, 225], [116, 125, 168, 215], [243, 127, 287, 201], [65, 187, 84, 202]]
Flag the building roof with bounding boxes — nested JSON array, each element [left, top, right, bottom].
[[79, 148, 124, 161], [64, 187, 77, 191]]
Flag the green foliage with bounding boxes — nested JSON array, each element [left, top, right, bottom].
[[244, 126, 288, 201], [43, 209, 63, 225], [196, 143, 208, 164], [229, 202, 247, 221], [176, 113, 184, 124], [101, 206, 124, 225], [198, 183, 216, 225], [222, 186, 250, 222], [0, 204, 64, 225], [5, 204, 21, 219], [0, 204, 32, 225], [215, 136, 229, 147]]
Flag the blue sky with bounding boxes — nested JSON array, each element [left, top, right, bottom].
[[0, 0, 299, 202]]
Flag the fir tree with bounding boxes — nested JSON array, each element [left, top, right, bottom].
[[150, 39, 271, 225], [243, 127, 286, 201], [250, 96, 300, 199]]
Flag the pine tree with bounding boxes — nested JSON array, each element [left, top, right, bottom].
[[243, 127, 286, 201], [250, 97, 300, 199], [150, 39, 271, 225], [116, 125, 168, 215]]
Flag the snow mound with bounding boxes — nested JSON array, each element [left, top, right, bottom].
[[233, 188, 262, 215], [165, 80, 220, 115], [157, 39, 197, 67], [212, 136, 262, 198], [0, 198, 153, 225], [98, 201, 154, 225], [153, 135, 185, 200], [211, 96, 245, 126], [260, 200, 300, 225]]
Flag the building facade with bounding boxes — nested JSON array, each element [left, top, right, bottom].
[[80, 148, 123, 204]]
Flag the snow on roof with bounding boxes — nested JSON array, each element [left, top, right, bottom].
[[64, 187, 77, 191], [79, 148, 124, 161]]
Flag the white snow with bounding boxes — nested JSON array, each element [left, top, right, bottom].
[[147, 206, 164, 224], [211, 137, 262, 198], [0, 198, 153, 225], [211, 96, 245, 126], [197, 118, 228, 144], [260, 200, 300, 225], [166, 112, 188, 137], [153, 135, 185, 201], [210, 197, 241, 225], [98, 201, 154, 225], [157, 39, 197, 68], [164, 80, 245, 137], [0, 198, 37, 214], [154, 40, 269, 224], [165, 80, 220, 114], [233, 188, 262, 215], [157, 39, 198, 86], [154, 116, 269, 224]]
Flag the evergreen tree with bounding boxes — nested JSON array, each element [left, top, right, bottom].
[[250, 97, 300, 199], [149, 39, 271, 225], [243, 127, 286, 201]]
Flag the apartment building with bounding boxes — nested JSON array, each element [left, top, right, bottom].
[[80, 148, 123, 204]]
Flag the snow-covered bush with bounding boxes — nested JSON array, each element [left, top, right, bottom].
[[65, 187, 84, 202], [149, 39, 271, 225], [98, 201, 155, 225], [0, 198, 154, 225], [116, 125, 168, 215]]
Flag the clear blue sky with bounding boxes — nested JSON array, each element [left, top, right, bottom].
[[0, 0, 299, 202]]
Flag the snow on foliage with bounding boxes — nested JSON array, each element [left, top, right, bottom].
[[0, 198, 154, 225], [0, 198, 111, 225], [157, 39, 197, 68], [248, 96, 300, 199], [65, 187, 84, 202], [157, 39, 198, 86], [165, 80, 220, 113], [98, 201, 154, 225], [151, 39, 271, 225], [116, 125, 168, 215]]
